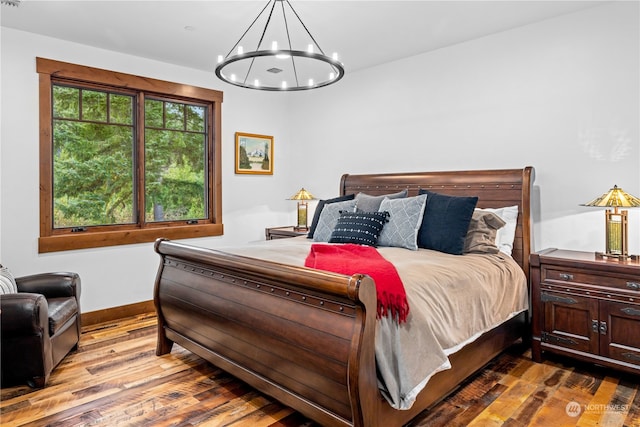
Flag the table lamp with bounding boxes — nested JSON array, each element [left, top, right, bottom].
[[289, 188, 315, 231], [582, 185, 640, 260]]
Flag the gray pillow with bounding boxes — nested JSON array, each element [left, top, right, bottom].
[[355, 189, 408, 212], [377, 194, 428, 250], [313, 199, 357, 242]]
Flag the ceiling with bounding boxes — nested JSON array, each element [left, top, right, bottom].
[[2, 1, 606, 74]]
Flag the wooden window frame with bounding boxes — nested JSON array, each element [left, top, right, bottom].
[[37, 57, 223, 253]]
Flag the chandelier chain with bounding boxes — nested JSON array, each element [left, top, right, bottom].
[[242, 0, 277, 85], [281, 1, 300, 87], [224, 1, 271, 59]]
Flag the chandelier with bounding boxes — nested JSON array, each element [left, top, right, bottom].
[[1, 0, 20, 6], [215, 0, 345, 91]]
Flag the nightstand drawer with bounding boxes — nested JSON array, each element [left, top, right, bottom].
[[542, 267, 640, 293]]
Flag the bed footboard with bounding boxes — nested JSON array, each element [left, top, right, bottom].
[[153, 238, 379, 427]]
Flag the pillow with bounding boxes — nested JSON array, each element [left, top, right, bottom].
[[377, 194, 428, 250], [478, 205, 519, 256], [307, 194, 355, 238], [463, 210, 506, 254], [0, 265, 18, 294], [313, 199, 357, 242], [329, 211, 389, 247], [417, 190, 478, 255], [354, 189, 408, 213]]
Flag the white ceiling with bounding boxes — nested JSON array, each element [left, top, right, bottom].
[[2, 1, 606, 74]]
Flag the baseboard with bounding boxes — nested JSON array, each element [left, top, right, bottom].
[[81, 300, 155, 326]]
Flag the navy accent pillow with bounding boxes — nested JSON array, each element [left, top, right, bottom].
[[329, 211, 389, 247], [307, 194, 355, 238], [417, 190, 478, 255]]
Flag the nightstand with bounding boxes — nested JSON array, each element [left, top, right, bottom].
[[530, 248, 640, 375], [265, 226, 308, 240]]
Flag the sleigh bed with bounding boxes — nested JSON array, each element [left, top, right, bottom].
[[153, 166, 535, 427]]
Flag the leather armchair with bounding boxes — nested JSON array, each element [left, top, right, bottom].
[[1, 272, 81, 388]]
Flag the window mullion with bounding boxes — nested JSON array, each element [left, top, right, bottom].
[[137, 92, 146, 228]]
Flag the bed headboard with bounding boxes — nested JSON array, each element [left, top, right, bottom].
[[339, 167, 535, 281]]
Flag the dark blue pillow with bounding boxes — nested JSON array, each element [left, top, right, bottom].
[[307, 194, 355, 238], [417, 190, 478, 255], [329, 211, 389, 247]]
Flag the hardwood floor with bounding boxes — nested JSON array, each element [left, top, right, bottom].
[[1, 313, 639, 427]]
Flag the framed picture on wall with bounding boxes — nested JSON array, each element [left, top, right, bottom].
[[235, 132, 274, 175]]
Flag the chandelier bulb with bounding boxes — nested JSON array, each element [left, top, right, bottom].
[[254, 79, 260, 87], [217, 55, 224, 64], [329, 72, 335, 80], [307, 44, 314, 53], [282, 81, 287, 89], [332, 52, 339, 61], [272, 41, 278, 51], [308, 79, 314, 87], [237, 46, 244, 55], [230, 74, 236, 82]]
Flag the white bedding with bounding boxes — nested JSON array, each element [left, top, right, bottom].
[[220, 236, 528, 410]]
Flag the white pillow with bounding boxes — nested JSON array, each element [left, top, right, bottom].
[[477, 205, 519, 256], [0, 266, 18, 294]]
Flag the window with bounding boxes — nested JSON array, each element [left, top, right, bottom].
[[38, 58, 223, 252]]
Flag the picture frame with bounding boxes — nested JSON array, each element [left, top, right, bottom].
[[235, 132, 274, 175]]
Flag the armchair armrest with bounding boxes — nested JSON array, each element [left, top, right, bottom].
[[16, 272, 81, 300], [0, 293, 49, 336]]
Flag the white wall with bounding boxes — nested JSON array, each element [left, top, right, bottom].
[[286, 1, 639, 254], [0, 28, 297, 311], [1, 1, 638, 313]]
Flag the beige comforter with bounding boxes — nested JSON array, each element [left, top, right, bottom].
[[221, 237, 528, 410]]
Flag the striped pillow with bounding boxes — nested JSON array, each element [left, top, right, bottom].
[[0, 265, 18, 294], [329, 211, 389, 247]]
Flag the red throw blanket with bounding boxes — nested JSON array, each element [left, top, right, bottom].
[[304, 243, 409, 323]]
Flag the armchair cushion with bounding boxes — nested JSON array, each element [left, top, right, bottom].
[[47, 297, 79, 335]]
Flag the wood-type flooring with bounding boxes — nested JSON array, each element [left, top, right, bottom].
[[1, 313, 639, 426]]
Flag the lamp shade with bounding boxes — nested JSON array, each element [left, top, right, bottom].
[[289, 188, 315, 201], [582, 185, 640, 208]]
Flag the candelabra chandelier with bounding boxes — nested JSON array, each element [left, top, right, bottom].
[[215, 0, 344, 91]]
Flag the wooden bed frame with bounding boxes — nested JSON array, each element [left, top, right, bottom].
[[153, 166, 535, 427]]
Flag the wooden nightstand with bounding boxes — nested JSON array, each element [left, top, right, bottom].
[[530, 248, 640, 375], [265, 226, 308, 240]]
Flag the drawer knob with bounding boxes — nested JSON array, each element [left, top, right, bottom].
[[559, 273, 573, 281], [599, 321, 607, 335], [627, 282, 640, 291]]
